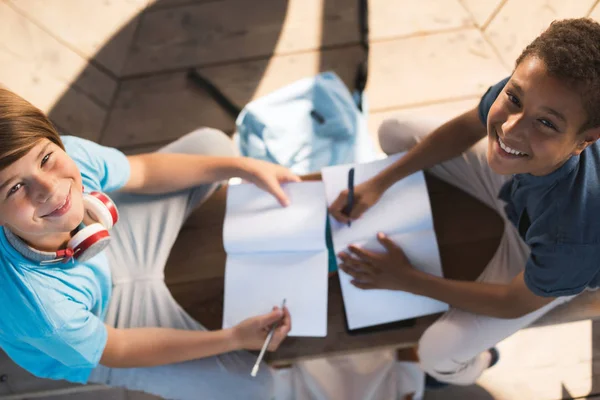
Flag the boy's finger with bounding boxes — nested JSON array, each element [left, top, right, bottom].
[[282, 306, 292, 332], [348, 245, 377, 261], [280, 172, 301, 183], [260, 308, 284, 327], [328, 192, 349, 218], [267, 182, 290, 207], [350, 203, 369, 220], [352, 280, 376, 290]]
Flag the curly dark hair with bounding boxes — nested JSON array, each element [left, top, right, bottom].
[[516, 18, 600, 132]]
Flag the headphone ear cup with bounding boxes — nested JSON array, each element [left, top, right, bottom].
[[83, 192, 118, 229], [68, 223, 110, 262]]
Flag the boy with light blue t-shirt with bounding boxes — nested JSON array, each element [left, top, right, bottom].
[[0, 88, 297, 399]]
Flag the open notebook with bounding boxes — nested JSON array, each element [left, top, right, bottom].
[[322, 153, 449, 331], [221, 181, 329, 337]]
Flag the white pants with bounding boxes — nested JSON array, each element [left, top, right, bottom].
[[378, 117, 576, 385], [88, 129, 275, 400]]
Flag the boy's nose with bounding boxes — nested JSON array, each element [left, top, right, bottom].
[[32, 177, 57, 203], [502, 114, 526, 141]]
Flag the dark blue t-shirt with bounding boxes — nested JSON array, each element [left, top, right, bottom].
[[479, 78, 600, 297]]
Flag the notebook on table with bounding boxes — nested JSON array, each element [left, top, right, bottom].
[[322, 153, 449, 332], [221, 181, 329, 337]]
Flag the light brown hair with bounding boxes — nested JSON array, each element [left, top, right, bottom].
[[0, 88, 64, 171]]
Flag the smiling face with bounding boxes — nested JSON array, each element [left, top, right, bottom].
[[486, 56, 596, 176], [0, 139, 84, 251]]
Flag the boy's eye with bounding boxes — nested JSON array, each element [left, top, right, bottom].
[[506, 92, 521, 107], [7, 183, 23, 198], [538, 119, 557, 131], [41, 152, 53, 166]]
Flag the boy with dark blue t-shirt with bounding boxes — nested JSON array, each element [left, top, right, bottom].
[[329, 18, 600, 385]]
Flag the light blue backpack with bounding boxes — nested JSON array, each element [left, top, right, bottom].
[[187, 0, 375, 174], [234, 71, 377, 174]]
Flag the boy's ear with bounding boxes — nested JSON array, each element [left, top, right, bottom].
[[574, 126, 600, 155]]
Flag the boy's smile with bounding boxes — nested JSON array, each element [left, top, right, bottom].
[[0, 139, 84, 251], [486, 56, 593, 176]]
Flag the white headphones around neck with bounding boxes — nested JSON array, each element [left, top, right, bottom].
[[42, 191, 119, 264]]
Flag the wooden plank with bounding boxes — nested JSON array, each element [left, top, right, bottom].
[[7, 0, 147, 77], [368, 29, 508, 111], [0, 2, 117, 107], [123, 0, 360, 76], [147, 0, 223, 10], [102, 45, 363, 149], [197, 45, 363, 105], [100, 71, 235, 149], [369, 0, 473, 40], [485, 0, 597, 67]]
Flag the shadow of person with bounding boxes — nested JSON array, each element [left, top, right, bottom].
[[48, 0, 291, 153]]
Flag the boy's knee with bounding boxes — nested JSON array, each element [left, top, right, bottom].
[[377, 119, 419, 155], [417, 320, 470, 371], [182, 128, 238, 157]]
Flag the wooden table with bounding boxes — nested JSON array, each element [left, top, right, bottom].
[[164, 173, 505, 366]]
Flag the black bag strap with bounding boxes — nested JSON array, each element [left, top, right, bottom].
[[354, 0, 369, 111], [187, 0, 369, 117], [186, 68, 242, 119]]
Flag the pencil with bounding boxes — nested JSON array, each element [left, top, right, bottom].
[[250, 299, 287, 377]]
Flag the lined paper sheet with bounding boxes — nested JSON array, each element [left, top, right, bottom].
[[222, 181, 328, 337], [322, 154, 448, 330]]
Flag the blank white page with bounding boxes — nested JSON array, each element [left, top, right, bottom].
[[223, 181, 327, 254], [322, 154, 447, 330], [322, 153, 434, 248], [222, 250, 329, 337], [337, 231, 448, 330], [222, 180, 329, 337]]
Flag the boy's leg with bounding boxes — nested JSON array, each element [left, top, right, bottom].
[[378, 117, 576, 385], [90, 128, 275, 399], [417, 222, 574, 385], [105, 127, 235, 288]]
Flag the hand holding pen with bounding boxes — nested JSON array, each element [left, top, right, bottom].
[[341, 168, 355, 227], [230, 301, 291, 376], [328, 170, 387, 224], [251, 299, 287, 377]]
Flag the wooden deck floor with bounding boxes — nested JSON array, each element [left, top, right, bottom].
[[1, 0, 600, 399]]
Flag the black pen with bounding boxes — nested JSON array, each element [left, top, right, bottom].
[[341, 167, 355, 227]]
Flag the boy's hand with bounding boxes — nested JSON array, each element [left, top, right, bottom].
[[328, 177, 386, 224], [239, 158, 300, 206], [231, 306, 292, 351], [338, 232, 417, 291]]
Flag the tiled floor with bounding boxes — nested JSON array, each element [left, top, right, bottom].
[[1, 0, 600, 399]]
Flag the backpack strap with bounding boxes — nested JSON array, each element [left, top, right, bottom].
[[354, 0, 369, 111], [186, 68, 242, 119]]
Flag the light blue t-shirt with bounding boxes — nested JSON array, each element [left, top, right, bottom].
[[0, 136, 130, 383]]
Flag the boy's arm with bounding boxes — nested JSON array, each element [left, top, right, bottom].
[[377, 107, 486, 189], [402, 270, 554, 319], [330, 108, 487, 222], [121, 154, 299, 206], [100, 307, 291, 368], [339, 234, 554, 319], [100, 325, 238, 368]]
